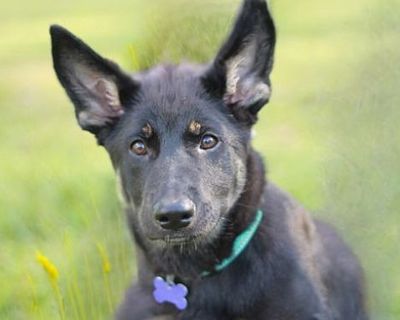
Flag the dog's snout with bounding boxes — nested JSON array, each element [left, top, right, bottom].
[[154, 198, 195, 231]]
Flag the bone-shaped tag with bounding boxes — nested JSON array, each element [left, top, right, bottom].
[[152, 276, 188, 311]]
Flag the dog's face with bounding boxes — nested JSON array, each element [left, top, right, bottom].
[[50, 0, 275, 249], [104, 66, 251, 244]]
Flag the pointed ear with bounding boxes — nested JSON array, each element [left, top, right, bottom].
[[202, 0, 276, 123], [50, 25, 139, 134]]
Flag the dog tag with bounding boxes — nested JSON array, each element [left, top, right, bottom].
[[153, 276, 188, 310]]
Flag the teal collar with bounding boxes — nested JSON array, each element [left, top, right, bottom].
[[202, 209, 264, 277]]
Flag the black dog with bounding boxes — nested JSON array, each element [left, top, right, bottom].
[[50, 0, 368, 319]]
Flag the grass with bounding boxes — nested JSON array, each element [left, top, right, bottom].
[[0, 0, 399, 319]]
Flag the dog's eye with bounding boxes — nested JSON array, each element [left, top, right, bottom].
[[130, 140, 147, 156], [200, 134, 218, 150]]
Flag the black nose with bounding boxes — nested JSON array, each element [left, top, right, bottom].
[[154, 199, 195, 230]]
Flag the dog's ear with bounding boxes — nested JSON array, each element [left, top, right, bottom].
[[50, 25, 138, 134], [203, 0, 276, 124]]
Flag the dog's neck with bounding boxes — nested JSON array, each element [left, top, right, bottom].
[[207, 148, 266, 270], [231, 148, 266, 234]]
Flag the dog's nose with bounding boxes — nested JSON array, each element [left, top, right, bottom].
[[154, 199, 195, 230]]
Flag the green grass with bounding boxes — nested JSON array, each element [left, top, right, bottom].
[[0, 0, 399, 319]]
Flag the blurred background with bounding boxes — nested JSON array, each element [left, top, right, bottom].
[[0, 0, 399, 319]]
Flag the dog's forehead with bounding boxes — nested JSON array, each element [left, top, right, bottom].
[[138, 64, 206, 103], [132, 64, 223, 129]]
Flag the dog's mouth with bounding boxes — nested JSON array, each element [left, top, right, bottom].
[[148, 234, 198, 246], [147, 218, 224, 247]]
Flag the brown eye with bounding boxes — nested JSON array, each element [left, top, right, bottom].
[[130, 140, 147, 156], [200, 134, 218, 150]]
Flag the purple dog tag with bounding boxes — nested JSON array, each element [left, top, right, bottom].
[[153, 276, 188, 310]]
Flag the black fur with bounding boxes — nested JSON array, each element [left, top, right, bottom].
[[50, 0, 368, 319]]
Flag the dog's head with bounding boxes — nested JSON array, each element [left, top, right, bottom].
[[50, 0, 275, 250]]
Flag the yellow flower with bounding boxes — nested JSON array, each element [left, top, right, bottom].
[[35, 251, 65, 320], [36, 251, 59, 281], [96, 243, 111, 274]]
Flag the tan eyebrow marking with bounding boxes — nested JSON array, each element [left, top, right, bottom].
[[142, 123, 153, 138], [188, 120, 202, 135]]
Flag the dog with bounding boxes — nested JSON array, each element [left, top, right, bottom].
[[50, 0, 368, 319]]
